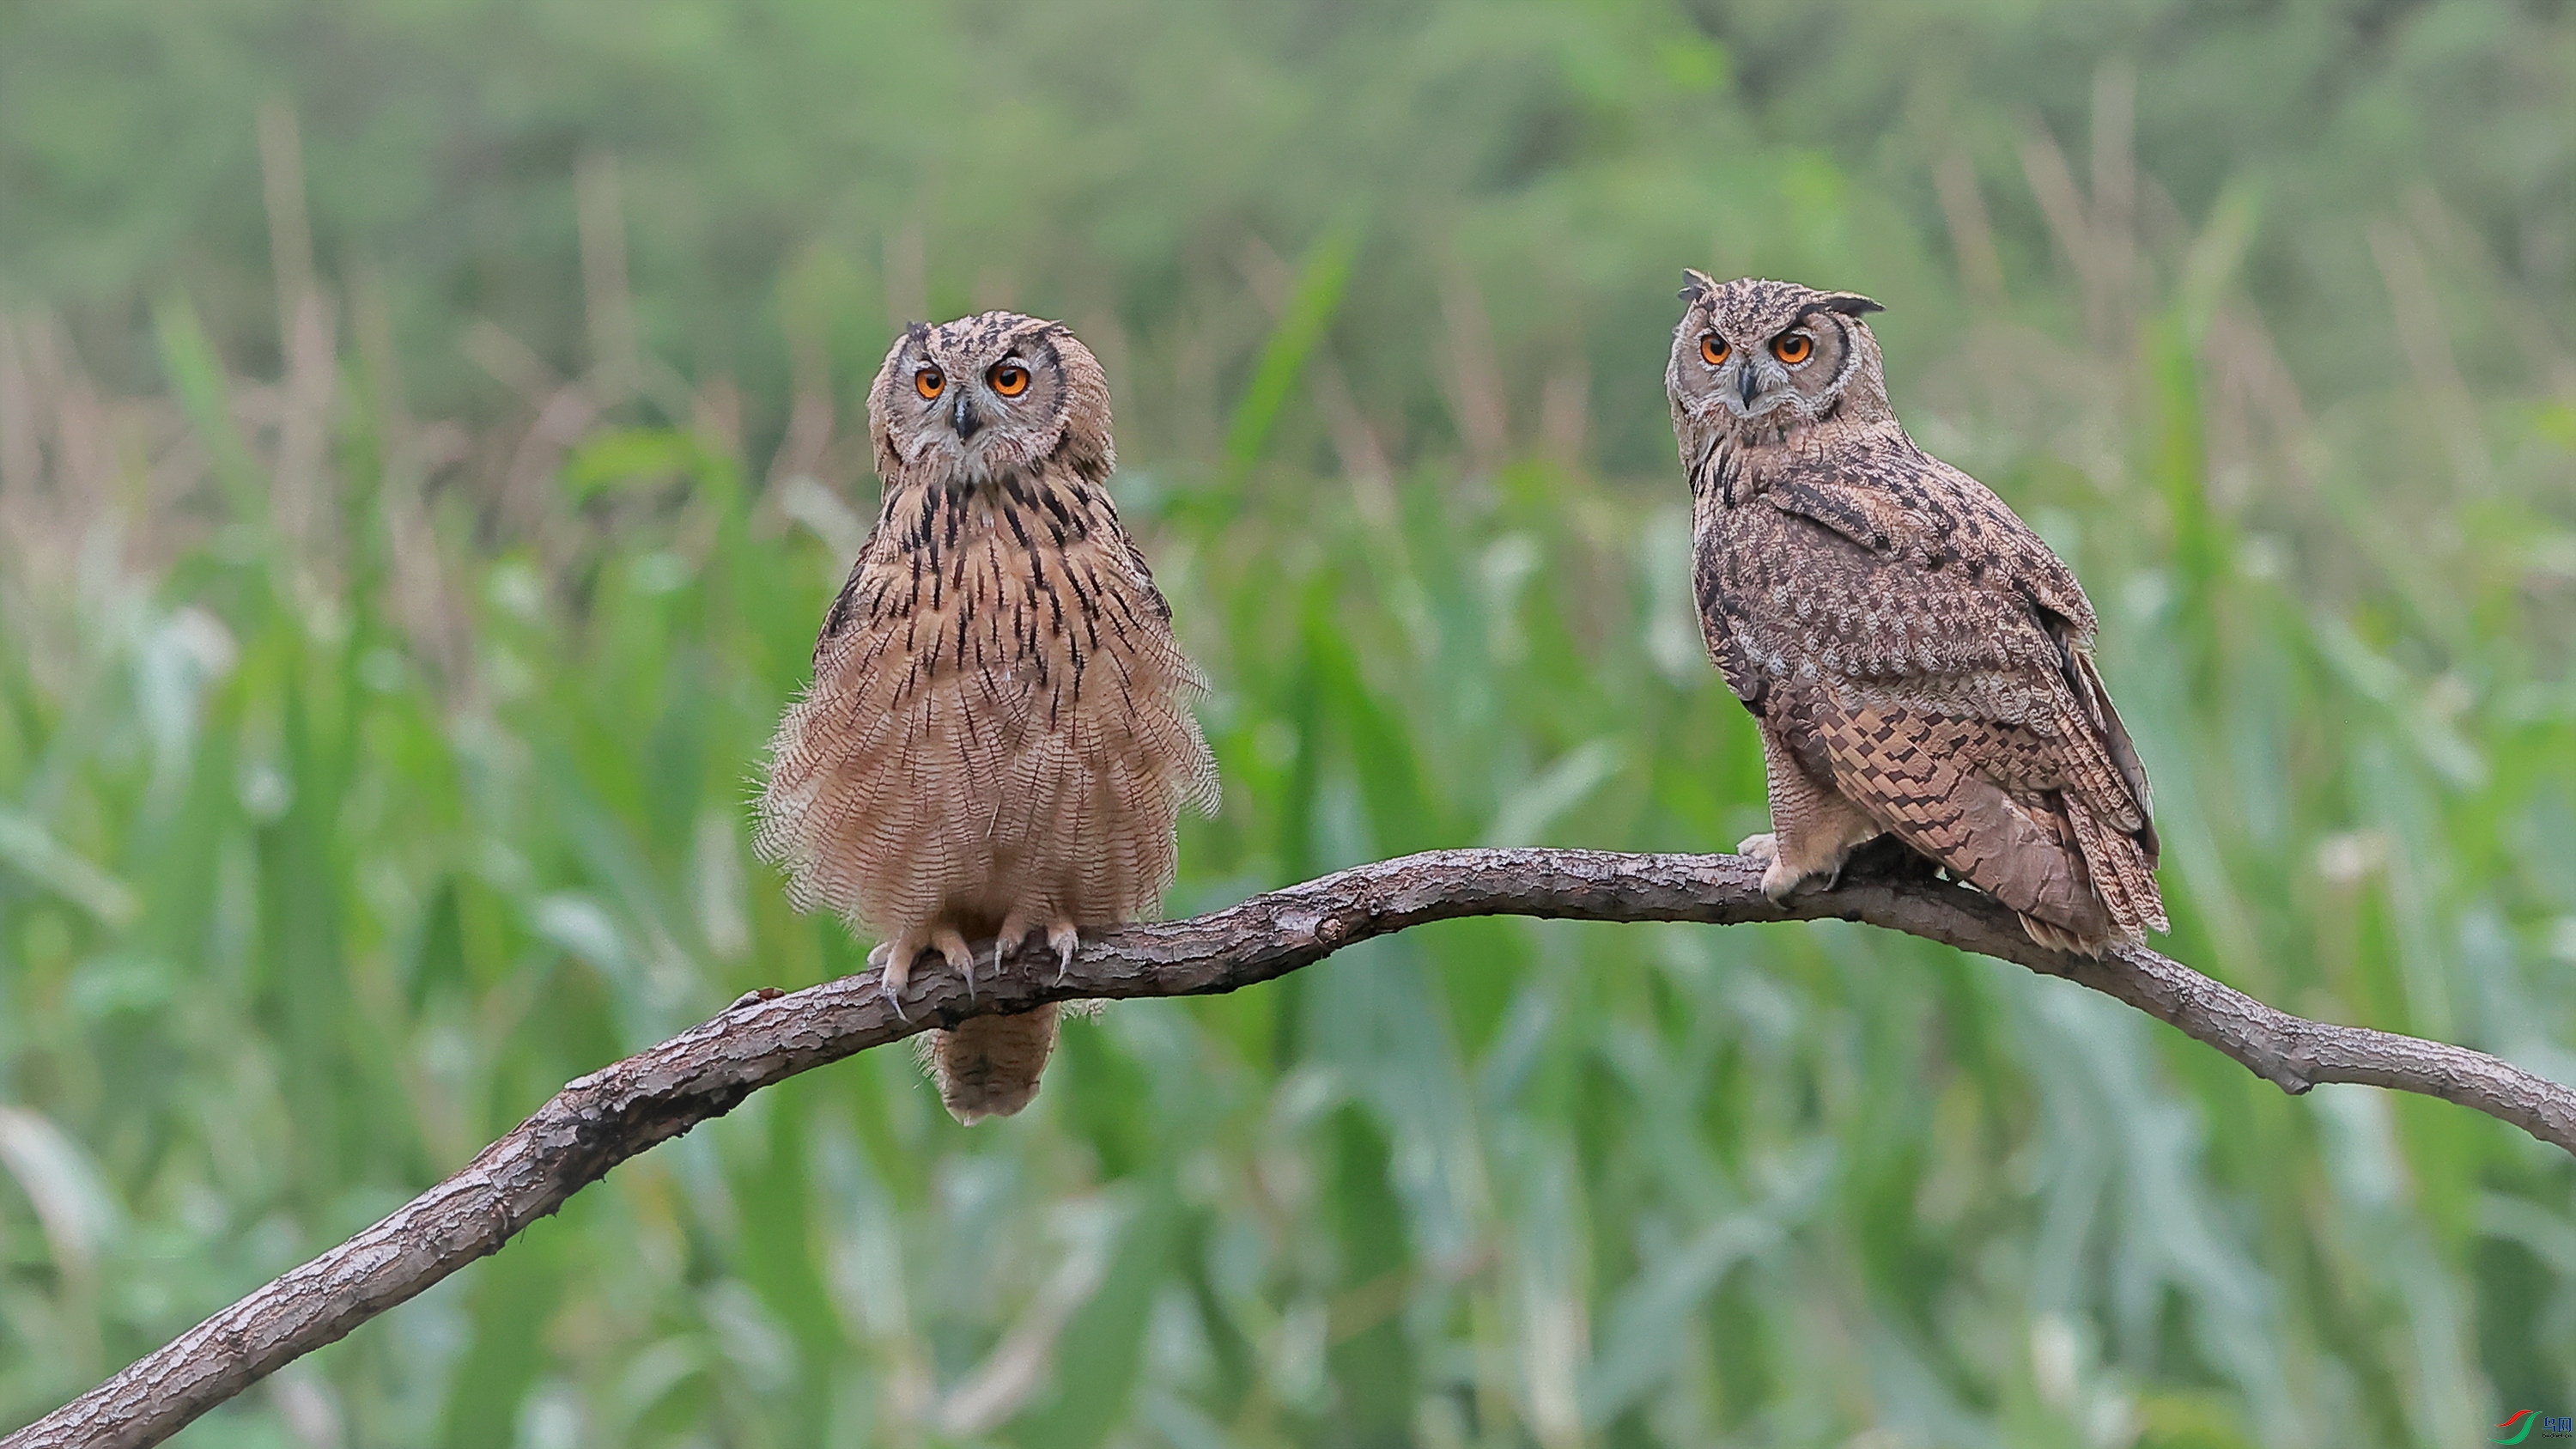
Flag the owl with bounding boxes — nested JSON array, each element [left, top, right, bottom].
[[756, 312, 1218, 1121], [1665, 273, 2165, 953]]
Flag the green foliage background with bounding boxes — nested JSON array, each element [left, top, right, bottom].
[[3, 1, 2573, 1445]]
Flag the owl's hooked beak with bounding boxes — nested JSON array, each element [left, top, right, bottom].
[[1719, 362, 1791, 421], [949, 390, 983, 441]]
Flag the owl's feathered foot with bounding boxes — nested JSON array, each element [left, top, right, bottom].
[[992, 913, 1085, 988], [1735, 831, 1813, 903], [1738, 773, 1895, 902], [867, 928, 976, 1021], [865, 941, 902, 1019]]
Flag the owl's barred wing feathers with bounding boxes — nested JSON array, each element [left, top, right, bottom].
[[1802, 699, 2125, 942], [1713, 447, 2165, 947]]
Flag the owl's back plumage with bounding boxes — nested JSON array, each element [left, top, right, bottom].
[[758, 314, 1215, 1120], [1669, 275, 2164, 951]]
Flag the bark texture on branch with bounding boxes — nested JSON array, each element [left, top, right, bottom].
[[10, 848, 2573, 1449]]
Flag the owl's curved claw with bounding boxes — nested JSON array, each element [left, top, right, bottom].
[[932, 928, 975, 1002], [872, 938, 915, 1023], [1049, 922, 1081, 988], [985, 936, 1011, 1002]]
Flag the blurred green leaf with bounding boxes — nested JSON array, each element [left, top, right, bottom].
[[1008, 1184, 1181, 1449], [1221, 217, 1362, 478], [0, 810, 138, 927]]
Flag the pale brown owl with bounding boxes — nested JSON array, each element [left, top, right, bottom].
[[756, 312, 1217, 1121], [1666, 273, 2166, 953]]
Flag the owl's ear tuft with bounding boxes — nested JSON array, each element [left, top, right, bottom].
[[1814, 292, 1884, 317], [1680, 269, 1720, 304]]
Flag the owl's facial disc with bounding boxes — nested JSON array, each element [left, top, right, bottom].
[[1673, 277, 1891, 441], [906, 326, 1064, 483], [872, 311, 1113, 490]]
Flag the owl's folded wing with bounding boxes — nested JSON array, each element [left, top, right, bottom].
[[1761, 472, 2154, 852]]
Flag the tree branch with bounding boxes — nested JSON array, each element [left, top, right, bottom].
[[11, 848, 2572, 1448]]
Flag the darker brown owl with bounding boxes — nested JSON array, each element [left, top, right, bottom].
[[757, 312, 1217, 1121], [1665, 273, 2165, 953]]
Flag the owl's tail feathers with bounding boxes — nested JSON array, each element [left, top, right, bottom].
[[1950, 778, 2166, 955], [2044, 795, 2170, 953], [921, 1006, 1060, 1123], [1940, 774, 2114, 947]]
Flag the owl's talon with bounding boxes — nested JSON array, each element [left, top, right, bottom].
[[1741, 831, 1805, 899], [1758, 857, 1806, 903], [932, 928, 975, 999], [877, 943, 916, 1023], [1048, 922, 1080, 988], [986, 935, 1014, 998]]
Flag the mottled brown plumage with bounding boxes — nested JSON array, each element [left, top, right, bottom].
[[1666, 274, 2165, 952], [757, 313, 1216, 1121]]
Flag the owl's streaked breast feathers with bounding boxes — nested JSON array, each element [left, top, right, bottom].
[[757, 313, 1214, 1123]]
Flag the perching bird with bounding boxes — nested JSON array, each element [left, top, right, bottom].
[[1666, 273, 2165, 953], [756, 312, 1217, 1121]]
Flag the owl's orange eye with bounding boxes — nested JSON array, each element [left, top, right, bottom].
[[989, 362, 1030, 397], [1771, 332, 1813, 364], [914, 367, 945, 400], [1700, 335, 1731, 367]]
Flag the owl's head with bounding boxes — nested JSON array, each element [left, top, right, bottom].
[[1666, 273, 1889, 441], [866, 312, 1114, 489]]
